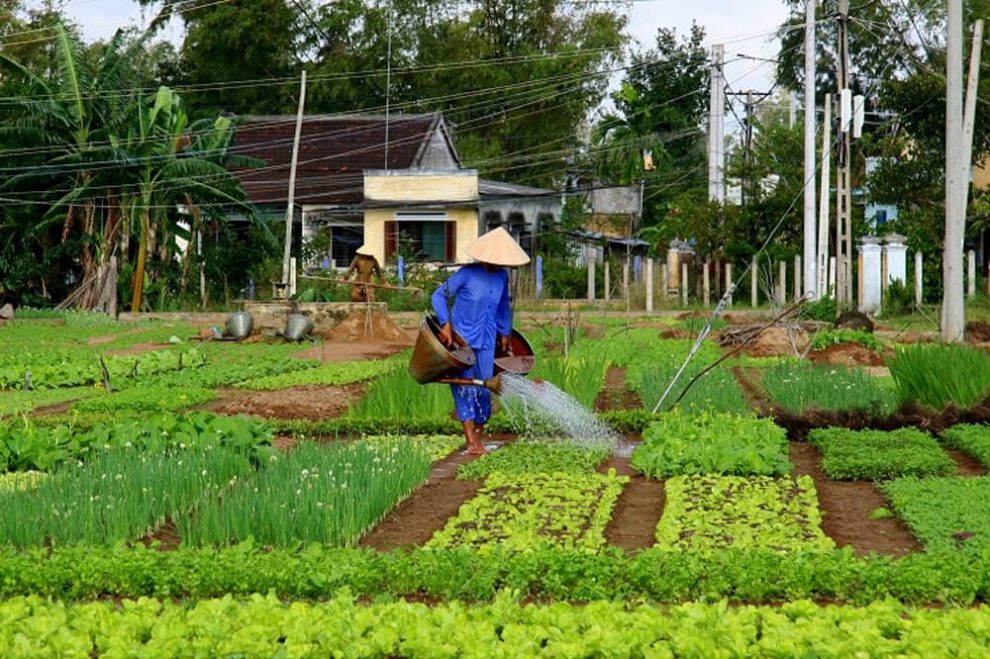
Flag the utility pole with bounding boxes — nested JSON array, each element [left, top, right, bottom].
[[817, 93, 832, 297], [803, 0, 817, 299], [708, 44, 725, 202], [835, 0, 853, 308], [282, 70, 307, 290]]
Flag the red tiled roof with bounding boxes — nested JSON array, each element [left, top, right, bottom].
[[231, 113, 440, 207]]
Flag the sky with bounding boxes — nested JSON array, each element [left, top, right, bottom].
[[50, 0, 793, 129]]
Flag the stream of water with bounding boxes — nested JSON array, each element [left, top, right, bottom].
[[498, 373, 624, 451]]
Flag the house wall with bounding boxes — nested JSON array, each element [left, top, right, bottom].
[[364, 207, 479, 264], [364, 170, 478, 202]]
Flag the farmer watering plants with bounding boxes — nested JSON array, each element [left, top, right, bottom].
[[431, 227, 530, 455]]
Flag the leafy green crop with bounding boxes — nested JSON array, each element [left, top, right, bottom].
[[0, 594, 989, 656], [177, 440, 432, 547], [761, 362, 898, 414], [0, 411, 276, 473], [2, 543, 990, 604], [881, 476, 990, 552], [631, 410, 791, 477], [889, 344, 990, 410], [656, 475, 834, 552], [456, 440, 611, 480], [236, 357, 402, 390], [428, 471, 626, 551], [810, 428, 955, 480], [0, 387, 98, 416], [940, 424, 990, 468], [72, 385, 215, 413], [361, 434, 463, 461], [810, 328, 884, 353]]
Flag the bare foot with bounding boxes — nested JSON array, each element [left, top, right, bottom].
[[466, 445, 488, 455]]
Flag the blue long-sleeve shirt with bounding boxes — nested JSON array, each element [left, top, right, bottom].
[[431, 264, 511, 350]]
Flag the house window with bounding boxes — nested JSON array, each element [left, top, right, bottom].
[[385, 211, 456, 263], [330, 224, 363, 267]]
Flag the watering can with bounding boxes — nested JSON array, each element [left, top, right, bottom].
[[225, 311, 254, 340], [283, 313, 314, 342], [408, 315, 535, 393]]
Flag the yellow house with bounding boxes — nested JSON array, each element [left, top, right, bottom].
[[231, 112, 560, 268], [363, 169, 480, 265]]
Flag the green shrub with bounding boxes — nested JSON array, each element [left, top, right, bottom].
[[810, 328, 883, 353], [941, 424, 990, 468], [881, 476, 990, 552], [762, 362, 898, 414], [809, 428, 955, 480], [889, 344, 990, 410], [800, 296, 837, 322], [631, 410, 790, 477]]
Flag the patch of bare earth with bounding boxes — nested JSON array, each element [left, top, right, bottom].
[[594, 367, 642, 412], [207, 383, 365, 420], [106, 341, 168, 356], [293, 341, 410, 364], [598, 455, 664, 553], [944, 448, 989, 476], [808, 342, 885, 367], [789, 442, 920, 557], [359, 450, 485, 550]]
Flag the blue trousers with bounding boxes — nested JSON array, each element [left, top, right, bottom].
[[450, 348, 494, 425]]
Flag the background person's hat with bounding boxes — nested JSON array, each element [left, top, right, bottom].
[[465, 227, 530, 267], [355, 244, 374, 256]]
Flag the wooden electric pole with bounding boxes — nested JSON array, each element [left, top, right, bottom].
[[281, 71, 308, 292]]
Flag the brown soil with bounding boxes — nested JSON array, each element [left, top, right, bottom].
[[594, 367, 642, 412], [945, 448, 989, 476], [808, 342, 885, 367], [359, 450, 485, 550], [789, 442, 920, 557], [323, 310, 413, 344], [207, 383, 365, 420], [966, 321, 990, 343], [659, 328, 690, 339], [773, 402, 990, 441], [293, 341, 410, 364], [272, 435, 298, 451], [29, 399, 80, 417], [106, 341, 168, 356], [733, 367, 773, 416], [138, 519, 182, 551], [598, 455, 664, 553], [86, 327, 144, 346], [742, 326, 808, 357]]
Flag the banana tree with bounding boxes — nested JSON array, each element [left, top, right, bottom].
[[112, 87, 258, 311]]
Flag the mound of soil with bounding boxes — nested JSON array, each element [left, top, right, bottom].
[[835, 310, 875, 332], [967, 321, 990, 343], [207, 383, 365, 420], [324, 310, 411, 344], [742, 326, 808, 357], [808, 342, 885, 367]]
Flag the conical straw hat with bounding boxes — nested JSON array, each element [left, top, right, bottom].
[[465, 227, 531, 267], [355, 244, 374, 256]]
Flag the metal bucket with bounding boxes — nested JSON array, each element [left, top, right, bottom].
[[225, 311, 253, 340], [283, 313, 314, 342], [409, 315, 477, 384], [494, 329, 536, 375]]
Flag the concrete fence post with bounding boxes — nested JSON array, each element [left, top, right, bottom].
[[914, 251, 923, 306], [967, 250, 977, 298], [725, 262, 733, 307], [793, 255, 802, 302], [681, 263, 689, 306], [604, 259, 611, 303], [702, 260, 711, 308], [587, 254, 595, 301], [645, 258, 654, 312], [751, 257, 758, 307], [777, 260, 786, 306]]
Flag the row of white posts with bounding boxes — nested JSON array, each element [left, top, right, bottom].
[[584, 242, 984, 312]]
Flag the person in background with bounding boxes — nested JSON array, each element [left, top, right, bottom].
[[342, 245, 389, 302], [431, 227, 530, 454]]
